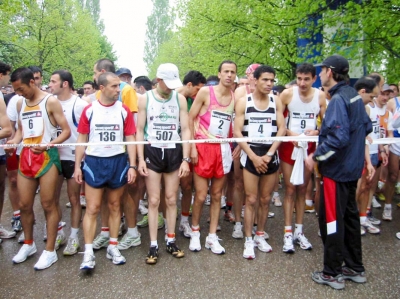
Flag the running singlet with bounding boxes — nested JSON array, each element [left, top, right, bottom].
[[285, 86, 320, 134], [20, 94, 57, 144], [368, 103, 382, 154], [0, 92, 5, 155], [241, 94, 277, 145], [57, 96, 88, 160], [144, 90, 180, 149], [194, 86, 234, 140], [78, 100, 135, 157], [393, 97, 400, 138]]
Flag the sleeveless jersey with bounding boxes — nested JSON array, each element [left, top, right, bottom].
[[241, 94, 277, 145], [144, 90, 180, 149], [286, 86, 320, 134], [0, 92, 5, 155], [58, 96, 88, 160], [393, 97, 400, 138], [194, 86, 234, 140], [85, 100, 127, 157], [20, 95, 57, 145], [368, 102, 384, 154]]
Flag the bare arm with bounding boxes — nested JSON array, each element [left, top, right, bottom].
[[0, 100, 12, 139], [74, 133, 87, 184], [136, 94, 148, 176], [178, 94, 190, 177], [125, 134, 137, 184]]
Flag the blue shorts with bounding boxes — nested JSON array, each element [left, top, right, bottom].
[[0, 155, 6, 165], [370, 153, 379, 167], [83, 153, 129, 189]]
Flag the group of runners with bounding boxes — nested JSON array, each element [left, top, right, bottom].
[[0, 56, 399, 290]]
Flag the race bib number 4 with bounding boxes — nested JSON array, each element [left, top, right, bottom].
[[21, 110, 44, 138], [248, 117, 272, 138], [208, 110, 232, 138]]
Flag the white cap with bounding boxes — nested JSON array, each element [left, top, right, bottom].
[[234, 76, 239, 83], [156, 63, 183, 89]]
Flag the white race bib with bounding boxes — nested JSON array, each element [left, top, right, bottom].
[[248, 116, 272, 138], [21, 110, 44, 138], [290, 111, 316, 134], [151, 122, 177, 149], [208, 110, 232, 138], [93, 123, 121, 149]]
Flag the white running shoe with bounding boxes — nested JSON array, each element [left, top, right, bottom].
[[371, 196, 381, 208], [268, 212, 275, 218], [273, 194, 282, 207], [106, 246, 126, 265], [221, 196, 227, 209], [65, 202, 71, 208], [117, 233, 141, 250], [251, 227, 269, 240], [0, 225, 16, 239], [367, 214, 381, 226], [80, 195, 86, 208], [396, 232, 400, 240], [189, 231, 201, 252], [232, 223, 244, 239], [282, 234, 295, 253], [361, 220, 380, 234], [205, 235, 225, 254], [205, 194, 211, 206], [294, 232, 312, 250], [243, 240, 255, 259], [80, 252, 95, 270], [93, 234, 109, 249], [34, 250, 58, 270], [139, 200, 148, 215], [63, 237, 80, 255], [13, 243, 37, 263], [360, 226, 366, 236], [18, 231, 25, 243], [382, 207, 392, 221], [254, 234, 272, 252], [179, 221, 192, 238], [54, 231, 67, 251]]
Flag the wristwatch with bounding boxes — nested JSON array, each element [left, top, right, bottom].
[[129, 165, 138, 170], [182, 157, 191, 163], [266, 152, 274, 157]]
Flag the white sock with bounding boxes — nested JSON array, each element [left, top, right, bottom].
[[100, 227, 110, 237], [70, 227, 79, 239], [181, 215, 189, 224], [235, 222, 241, 226], [167, 237, 175, 244], [285, 226, 292, 235], [273, 192, 279, 197], [208, 233, 216, 239], [385, 204, 392, 209], [245, 236, 252, 242], [150, 240, 158, 248], [294, 224, 303, 235], [109, 237, 118, 247], [127, 227, 139, 238], [360, 216, 367, 224], [85, 244, 93, 254], [306, 199, 313, 206]]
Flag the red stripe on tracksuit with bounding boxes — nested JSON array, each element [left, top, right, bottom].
[[323, 177, 337, 235]]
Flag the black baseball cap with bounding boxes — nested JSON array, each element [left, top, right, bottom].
[[116, 68, 132, 77], [315, 55, 349, 75]]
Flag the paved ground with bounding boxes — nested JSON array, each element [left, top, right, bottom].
[[0, 182, 400, 299]]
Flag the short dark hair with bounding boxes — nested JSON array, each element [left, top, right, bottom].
[[273, 85, 286, 94], [183, 70, 207, 86], [389, 84, 399, 93], [206, 75, 219, 86], [254, 65, 276, 79], [28, 66, 42, 76], [296, 63, 316, 77], [52, 70, 74, 89], [11, 67, 34, 85], [367, 72, 383, 86], [218, 60, 237, 72], [77, 88, 84, 96], [0, 61, 12, 75], [83, 81, 95, 88], [95, 59, 115, 73], [354, 76, 377, 93], [134, 76, 152, 91], [98, 72, 118, 87], [332, 71, 349, 83], [151, 78, 158, 87]]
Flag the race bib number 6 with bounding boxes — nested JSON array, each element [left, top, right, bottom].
[[21, 110, 44, 138]]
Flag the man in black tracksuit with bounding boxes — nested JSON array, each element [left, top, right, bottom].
[[307, 55, 372, 290]]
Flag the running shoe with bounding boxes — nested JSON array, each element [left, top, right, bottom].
[[80, 195, 86, 208], [371, 196, 381, 208], [205, 235, 225, 254], [34, 250, 58, 270], [18, 231, 25, 243], [311, 271, 345, 290], [361, 220, 380, 234], [158, 214, 165, 229], [251, 227, 269, 240], [137, 215, 149, 227], [273, 194, 282, 207], [376, 192, 385, 201], [139, 200, 148, 215], [166, 242, 185, 258], [63, 237, 80, 255], [11, 216, 22, 232], [0, 225, 16, 239], [179, 221, 192, 238], [221, 196, 226, 209], [254, 234, 272, 252], [65, 202, 71, 208], [232, 222, 244, 239], [282, 234, 295, 253], [367, 214, 381, 226], [117, 233, 141, 250], [12, 243, 37, 263], [396, 232, 400, 240], [93, 234, 109, 250], [382, 207, 392, 221], [54, 231, 67, 250], [224, 210, 235, 222], [146, 246, 158, 264], [243, 240, 255, 259], [342, 266, 367, 283], [205, 194, 211, 206], [294, 232, 312, 250], [268, 212, 275, 218], [106, 246, 126, 265], [360, 226, 366, 236], [80, 252, 95, 270], [305, 204, 315, 213], [189, 231, 201, 252]]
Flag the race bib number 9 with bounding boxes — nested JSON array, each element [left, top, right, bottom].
[[21, 110, 44, 138], [208, 110, 231, 138], [291, 112, 315, 133]]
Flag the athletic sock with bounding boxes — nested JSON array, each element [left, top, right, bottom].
[[235, 222, 241, 226], [13, 210, 21, 217], [100, 227, 110, 237], [273, 192, 279, 198], [225, 202, 233, 212], [150, 240, 158, 248], [167, 233, 175, 244], [385, 204, 392, 209], [127, 227, 139, 238], [57, 225, 64, 235], [180, 214, 189, 224], [191, 225, 200, 231], [208, 233, 216, 239], [305, 199, 313, 206], [360, 213, 367, 224], [294, 224, 303, 235], [109, 238, 118, 247], [85, 244, 93, 254], [245, 236, 252, 242], [70, 227, 79, 239], [285, 226, 292, 235]]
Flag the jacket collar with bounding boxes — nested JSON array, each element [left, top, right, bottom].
[[328, 81, 347, 97]]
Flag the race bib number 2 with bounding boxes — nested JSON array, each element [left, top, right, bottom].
[[21, 110, 44, 138], [208, 110, 231, 138]]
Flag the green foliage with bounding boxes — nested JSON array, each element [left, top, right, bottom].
[[0, 0, 116, 86], [150, 0, 400, 82]]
